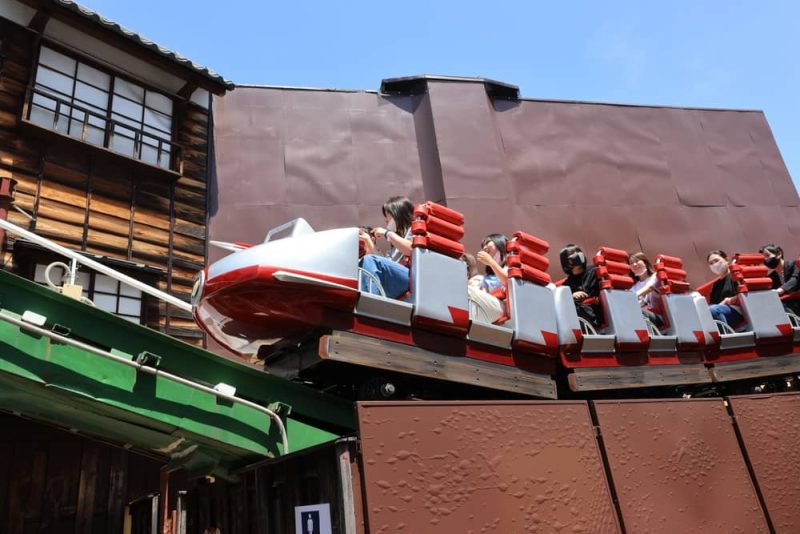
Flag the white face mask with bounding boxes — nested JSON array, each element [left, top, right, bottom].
[[632, 265, 647, 277], [492, 250, 502, 264], [709, 261, 727, 276], [386, 219, 396, 232]]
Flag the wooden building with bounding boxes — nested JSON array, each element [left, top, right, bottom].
[[0, 0, 231, 344], [0, 2, 234, 532]]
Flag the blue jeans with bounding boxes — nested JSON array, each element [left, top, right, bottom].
[[359, 254, 409, 298], [709, 304, 742, 326]]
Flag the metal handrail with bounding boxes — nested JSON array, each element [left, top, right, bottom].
[[0, 218, 192, 313], [713, 319, 737, 335], [24, 86, 183, 173], [0, 310, 288, 455], [578, 316, 598, 335], [357, 267, 386, 297], [645, 317, 663, 336]]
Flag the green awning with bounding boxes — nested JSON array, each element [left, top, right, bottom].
[[0, 269, 354, 478]]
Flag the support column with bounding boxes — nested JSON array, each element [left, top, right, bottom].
[[0, 177, 18, 257]]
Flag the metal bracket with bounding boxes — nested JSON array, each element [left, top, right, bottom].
[[267, 401, 292, 418], [135, 351, 162, 367], [51, 323, 71, 336]]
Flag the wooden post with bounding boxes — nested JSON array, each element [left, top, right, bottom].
[[160, 466, 171, 534], [0, 176, 17, 254]]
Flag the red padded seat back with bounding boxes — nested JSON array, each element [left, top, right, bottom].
[[411, 202, 465, 258], [593, 247, 634, 290], [731, 253, 773, 292], [654, 255, 691, 294], [506, 231, 552, 286]]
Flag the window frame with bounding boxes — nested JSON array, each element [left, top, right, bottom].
[[26, 40, 180, 172]]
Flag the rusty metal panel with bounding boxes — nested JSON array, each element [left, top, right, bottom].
[[729, 392, 800, 533], [594, 399, 769, 533], [357, 401, 620, 533]]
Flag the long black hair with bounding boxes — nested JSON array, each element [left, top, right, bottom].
[[382, 196, 414, 237], [481, 234, 508, 275]]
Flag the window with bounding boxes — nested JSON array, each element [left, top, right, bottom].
[[29, 45, 175, 170], [33, 263, 143, 324]]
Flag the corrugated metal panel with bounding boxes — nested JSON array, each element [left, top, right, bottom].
[[594, 399, 769, 533], [729, 392, 800, 534], [357, 401, 620, 533]]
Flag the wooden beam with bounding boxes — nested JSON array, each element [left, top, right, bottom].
[[27, 9, 50, 32], [710, 353, 800, 383], [568, 364, 712, 392], [177, 81, 198, 100], [319, 330, 557, 398]]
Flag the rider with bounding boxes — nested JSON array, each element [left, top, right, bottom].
[[628, 252, 662, 327], [468, 234, 509, 323], [760, 243, 800, 315], [560, 244, 602, 327], [706, 250, 742, 326], [359, 196, 414, 298]]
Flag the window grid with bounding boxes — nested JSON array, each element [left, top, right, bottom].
[[30, 45, 176, 170]]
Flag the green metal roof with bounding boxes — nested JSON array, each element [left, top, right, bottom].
[[0, 269, 354, 478]]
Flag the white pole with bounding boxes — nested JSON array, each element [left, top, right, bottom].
[[0, 218, 192, 312]]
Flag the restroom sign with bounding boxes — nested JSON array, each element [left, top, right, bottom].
[[294, 503, 331, 534]]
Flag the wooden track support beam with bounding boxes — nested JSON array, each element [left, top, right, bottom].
[[569, 364, 712, 392], [319, 330, 557, 399]]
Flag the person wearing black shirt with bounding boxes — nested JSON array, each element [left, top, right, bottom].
[[560, 244, 603, 328], [706, 250, 742, 326], [759, 243, 800, 315]]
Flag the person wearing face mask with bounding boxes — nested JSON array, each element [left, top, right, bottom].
[[628, 252, 663, 327], [467, 234, 509, 323], [759, 243, 800, 315], [359, 196, 415, 298], [706, 250, 743, 326], [560, 244, 603, 328]]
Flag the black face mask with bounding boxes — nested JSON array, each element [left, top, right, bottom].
[[765, 256, 780, 269]]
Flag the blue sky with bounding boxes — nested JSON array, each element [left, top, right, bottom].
[[80, 0, 800, 191]]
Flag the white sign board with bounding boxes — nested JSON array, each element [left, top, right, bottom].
[[294, 503, 332, 534]]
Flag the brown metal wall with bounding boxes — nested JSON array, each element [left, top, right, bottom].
[[355, 397, 800, 534], [729, 392, 800, 534], [211, 78, 799, 283], [594, 399, 769, 533], [356, 401, 621, 533]]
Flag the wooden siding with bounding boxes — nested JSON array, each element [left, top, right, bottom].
[[0, 414, 162, 534], [173, 443, 358, 534], [0, 17, 211, 345]]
